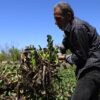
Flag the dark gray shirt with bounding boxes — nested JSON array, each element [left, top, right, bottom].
[[61, 17, 100, 78]]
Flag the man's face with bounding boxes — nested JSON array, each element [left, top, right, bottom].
[[54, 7, 68, 30]]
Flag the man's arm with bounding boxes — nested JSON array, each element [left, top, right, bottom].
[[59, 35, 70, 54]]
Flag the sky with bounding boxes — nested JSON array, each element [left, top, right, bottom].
[[0, 0, 100, 50]]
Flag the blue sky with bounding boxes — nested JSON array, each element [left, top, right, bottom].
[[0, 0, 100, 49]]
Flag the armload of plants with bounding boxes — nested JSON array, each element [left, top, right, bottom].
[[0, 35, 76, 100]]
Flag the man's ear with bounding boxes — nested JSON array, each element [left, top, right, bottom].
[[66, 12, 72, 21]]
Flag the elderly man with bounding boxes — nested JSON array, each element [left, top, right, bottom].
[[54, 2, 100, 100]]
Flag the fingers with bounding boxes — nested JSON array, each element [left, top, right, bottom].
[[58, 55, 65, 60]]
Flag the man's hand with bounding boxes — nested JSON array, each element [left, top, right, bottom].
[[58, 54, 74, 65], [57, 54, 65, 61]]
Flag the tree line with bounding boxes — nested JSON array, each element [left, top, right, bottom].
[[0, 46, 20, 62]]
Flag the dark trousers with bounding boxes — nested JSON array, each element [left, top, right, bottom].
[[71, 69, 100, 100]]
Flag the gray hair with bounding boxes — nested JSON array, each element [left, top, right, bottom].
[[54, 2, 74, 19]]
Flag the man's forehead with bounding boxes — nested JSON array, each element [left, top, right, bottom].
[[54, 7, 62, 15]]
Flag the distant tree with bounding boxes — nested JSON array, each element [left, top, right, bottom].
[[0, 51, 6, 62], [9, 46, 20, 62]]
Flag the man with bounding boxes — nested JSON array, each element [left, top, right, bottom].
[[54, 2, 100, 100]]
